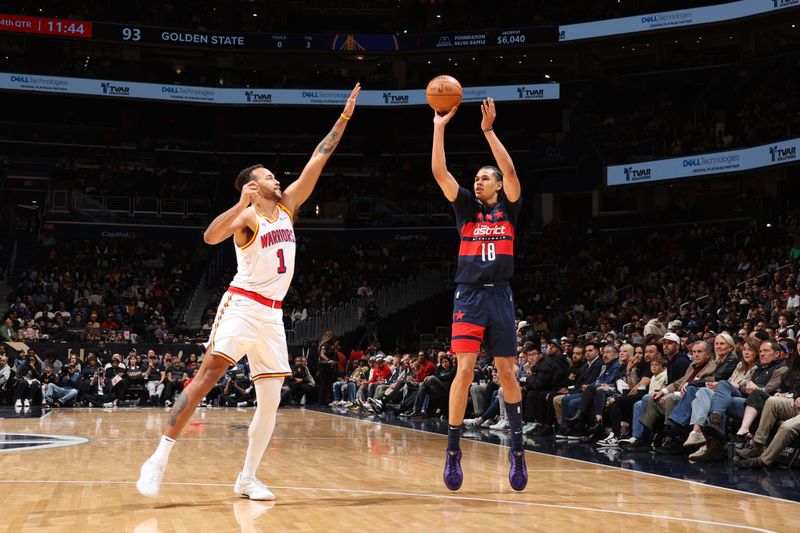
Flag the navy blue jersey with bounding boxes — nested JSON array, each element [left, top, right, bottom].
[[451, 186, 522, 284]]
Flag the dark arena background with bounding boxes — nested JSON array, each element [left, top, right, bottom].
[[1, 1, 800, 531]]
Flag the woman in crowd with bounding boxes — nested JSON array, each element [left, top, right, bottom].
[[13, 353, 43, 407], [691, 339, 788, 462]]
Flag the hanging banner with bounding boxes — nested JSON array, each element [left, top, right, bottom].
[[0, 72, 559, 105], [607, 138, 800, 186]]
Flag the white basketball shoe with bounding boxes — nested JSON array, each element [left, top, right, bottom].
[[234, 473, 276, 501]]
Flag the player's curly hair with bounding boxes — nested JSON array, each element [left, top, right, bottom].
[[235, 164, 264, 191]]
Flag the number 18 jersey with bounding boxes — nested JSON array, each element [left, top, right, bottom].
[[451, 186, 521, 284], [230, 204, 296, 301]]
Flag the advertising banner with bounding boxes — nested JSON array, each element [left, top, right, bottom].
[[560, 0, 800, 42], [606, 138, 800, 186], [0, 72, 559, 106]]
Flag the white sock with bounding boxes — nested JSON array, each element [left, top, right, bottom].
[[241, 378, 281, 479], [150, 435, 176, 465]]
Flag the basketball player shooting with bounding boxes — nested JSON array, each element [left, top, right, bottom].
[[431, 97, 527, 491], [137, 83, 361, 500]]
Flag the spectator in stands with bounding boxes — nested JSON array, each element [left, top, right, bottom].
[[354, 355, 391, 408], [162, 355, 188, 407], [316, 331, 338, 404], [44, 362, 79, 407], [563, 343, 622, 439], [369, 354, 409, 412], [660, 336, 758, 453], [692, 340, 788, 462], [222, 369, 255, 407], [0, 319, 14, 342], [81, 361, 115, 408], [553, 342, 603, 437], [104, 355, 129, 407], [13, 353, 43, 408], [777, 312, 796, 340], [144, 350, 166, 405], [0, 355, 11, 405], [598, 342, 655, 445], [734, 351, 800, 468], [11, 351, 27, 374], [287, 356, 315, 405], [409, 354, 455, 419], [629, 340, 716, 453], [521, 342, 563, 436]]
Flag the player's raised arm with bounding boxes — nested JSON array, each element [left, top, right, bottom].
[[431, 107, 460, 202], [281, 83, 361, 215], [203, 181, 258, 245], [481, 97, 520, 203]]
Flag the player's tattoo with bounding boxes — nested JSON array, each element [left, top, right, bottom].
[[167, 391, 189, 427], [319, 130, 340, 155]]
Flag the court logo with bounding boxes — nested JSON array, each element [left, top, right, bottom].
[[770, 145, 797, 162], [623, 166, 652, 182], [100, 82, 131, 96], [382, 92, 409, 104], [0, 433, 89, 453], [244, 90, 272, 103], [516, 86, 545, 99]]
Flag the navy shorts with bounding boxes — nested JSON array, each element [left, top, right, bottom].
[[451, 282, 516, 356]]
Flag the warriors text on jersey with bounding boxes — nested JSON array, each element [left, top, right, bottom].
[[230, 204, 296, 301], [451, 186, 521, 284]]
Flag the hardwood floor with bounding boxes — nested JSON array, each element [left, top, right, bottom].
[[0, 407, 796, 532]]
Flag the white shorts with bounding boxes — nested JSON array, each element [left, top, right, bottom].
[[205, 290, 292, 381]]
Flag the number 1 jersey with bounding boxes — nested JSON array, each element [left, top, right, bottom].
[[451, 186, 521, 284], [230, 204, 296, 301]]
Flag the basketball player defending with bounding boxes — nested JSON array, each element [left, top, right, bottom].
[[137, 84, 361, 500], [431, 97, 527, 491]]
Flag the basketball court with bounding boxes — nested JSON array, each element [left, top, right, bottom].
[[1, 407, 797, 532]]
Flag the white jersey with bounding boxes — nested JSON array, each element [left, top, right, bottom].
[[230, 204, 295, 301]]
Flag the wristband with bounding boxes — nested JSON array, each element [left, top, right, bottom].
[[341, 113, 351, 121], [482, 127, 493, 133]]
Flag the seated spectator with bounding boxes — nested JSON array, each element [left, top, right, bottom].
[[162, 355, 188, 407], [408, 353, 455, 418], [104, 355, 129, 407], [13, 353, 44, 408], [287, 356, 315, 405], [626, 340, 716, 452], [330, 358, 368, 407], [733, 354, 800, 468], [661, 336, 758, 454], [143, 350, 166, 405], [554, 342, 603, 437], [44, 363, 80, 407], [0, 355, 11, 404], [520, 342, 564, 436], [692, 340, 788, 462], [599, 342, 655, 446], [222, 369, 255, 407]]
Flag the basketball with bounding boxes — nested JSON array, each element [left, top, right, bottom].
[[426, 75, 463, 113]]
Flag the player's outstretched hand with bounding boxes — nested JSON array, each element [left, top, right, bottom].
[[343, 83, 361, 118], [238, 180, 259, 209], [433, 106, 458, 128], [480, 97, 496, 131]]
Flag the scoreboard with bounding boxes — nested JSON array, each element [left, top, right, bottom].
[[0, 13, 558, 52]]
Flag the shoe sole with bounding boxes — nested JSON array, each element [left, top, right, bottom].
[[236, 491, 276, 501]]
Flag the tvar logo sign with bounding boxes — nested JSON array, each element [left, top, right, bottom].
[[623, 166, 652, 182]]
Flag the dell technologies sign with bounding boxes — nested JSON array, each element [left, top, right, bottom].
[[607, 137, 800, 187]]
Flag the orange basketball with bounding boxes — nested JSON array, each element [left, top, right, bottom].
[[426, 75, 463, 113]]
